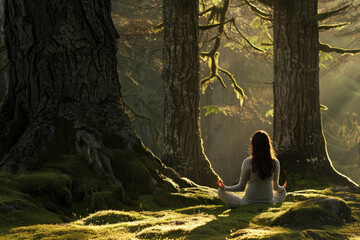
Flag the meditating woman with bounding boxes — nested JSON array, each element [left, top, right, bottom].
[[218, 130, 286, 205]]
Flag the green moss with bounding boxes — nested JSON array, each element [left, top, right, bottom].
[[285, 192, 327, 202], [150, 186, 222, 208], [88, 190, 123, 211], [12, 171, 73, 207], [271, 197, 351, 229], [159, 175, 180, 193], [44, 155, 84, 176], [101, 148, 157, 199], [80, 210, 144, 225], [0, 203, 63, 234], [7, 225, 97, 240], [300, 229, 346, 240], [2, 187, 360, 239]]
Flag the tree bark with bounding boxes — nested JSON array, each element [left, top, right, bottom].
[[0, 0, 187, 206], [273, 0, 357, 188], [163, 0, 219, 187]]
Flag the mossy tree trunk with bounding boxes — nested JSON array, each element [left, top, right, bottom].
[[163, 0, 219, 187], [0, 0, 186, 207], [273, 0, 357, 188]]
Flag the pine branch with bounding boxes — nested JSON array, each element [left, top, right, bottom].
[[260, 19, 273, 42], [219, 67, 246, 105], [154, 6, 218, 31], [125, 72, 139, 86], [318, 22, 349, 31], [320, 43, 360, 54], [243, 0, 272, 18], [200, 75, 214, 85], [216, 74, 227, 89], [124, 102, 152, 121], [232, 22, 266, 52], [200, 0, 246, 106], [305, 4, 351, 23], [257, 0, 273, 7], [199, 6, 215, 16], [200, 52, 220, 85], [199, 18, 234, 30]]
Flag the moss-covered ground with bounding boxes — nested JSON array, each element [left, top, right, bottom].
[[1, 185, 359, 239]]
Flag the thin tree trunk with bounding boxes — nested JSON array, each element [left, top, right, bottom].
[[163, 0, 219, 187], [273, 0, 356, 188], [0, 0, 187, 206]]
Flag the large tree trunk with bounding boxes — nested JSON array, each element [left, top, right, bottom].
[[273, 0, 357, 188], [0, 0, 186, 208], [0, 0, 7, 104], [162, 0, 219, 187]]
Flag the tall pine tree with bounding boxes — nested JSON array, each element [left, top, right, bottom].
[[162, 0, 219, 187]]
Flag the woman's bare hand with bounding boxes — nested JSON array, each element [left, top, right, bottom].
[[217, 180, 224, 189]]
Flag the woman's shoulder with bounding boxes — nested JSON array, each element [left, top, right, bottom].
[[273, 159, 280, 166], [242, 157, 252, 166], [244, 157, 252, 163]]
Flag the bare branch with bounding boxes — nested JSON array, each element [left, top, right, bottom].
[[199, 18, 234, 30], [124, 102, 152, 121], [320, 43, 360, 54], [216, 74, 227, 88], [200, 6, 215, 16], [232, 22, 266, 52], [305, 4, 351, 23], [219, 67, 246, 105], [243, 0, 272, 18], [318, 22, 349, 31]]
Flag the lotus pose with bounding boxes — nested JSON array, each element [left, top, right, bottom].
[[218, 130, 286, 205]]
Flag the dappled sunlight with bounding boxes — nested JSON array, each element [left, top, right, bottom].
[[228, 225, 292, 239], [3, 187, 360, 239], [136, 213, 215, 238]]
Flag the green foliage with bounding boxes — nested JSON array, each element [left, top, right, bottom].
[[319, 52, 333, 68], [209, 0, 222, 6], [224, 42, 245, 52], [265, 109, 273, 118], [202, 105, 228, 117]]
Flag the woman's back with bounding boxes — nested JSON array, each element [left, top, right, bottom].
[[242, 158, 274, 204], [218, 130, 286, 206]]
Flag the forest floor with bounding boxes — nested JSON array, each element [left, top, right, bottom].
[[0, 187, 359, 240]]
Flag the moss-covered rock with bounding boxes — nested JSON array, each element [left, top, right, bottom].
[[271, 197, 351, 229], [80, 210, 144, 225], [146, 186, 222, 209], [12, 171, 73, 206]]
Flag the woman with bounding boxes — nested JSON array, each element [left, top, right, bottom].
[[218, 130, 286, 205]]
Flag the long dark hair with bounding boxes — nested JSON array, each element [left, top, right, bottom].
[[250, 130, 276, 180]]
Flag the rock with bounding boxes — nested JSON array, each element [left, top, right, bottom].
[[272, 197, 351, 229], [301, 229, 347, 240], [0, 199, 34, 214]]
